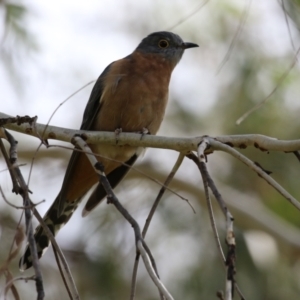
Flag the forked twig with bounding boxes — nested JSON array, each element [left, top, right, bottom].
[[1, 129, 79, 300], [0, 131, 45, 300], [209, 138, 300, 211], [31, 208, 80, 300], [187, 152, 225, 263], [188, 143, 245, 299], [72, 136, 173, 300], [130, 152, 186, 299], [45, 143, 191, 205], [143, 152, 187, 236]]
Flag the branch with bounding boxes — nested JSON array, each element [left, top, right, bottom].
[[133, 164, 300, 249], [187, 148, 239, 300], [137, 241, 174, 300], [0, 131, 45, 300], [236, 45, 300, 125], [187, 151, 226, 263], [1, 129, 79, 300], [2, 112, 300, 299], [72, 136, 173, 300], [209, 138, 300, 211], [31, 208, 80, 300], [131, 152, 186, 299], [3, 112, 300, 153]]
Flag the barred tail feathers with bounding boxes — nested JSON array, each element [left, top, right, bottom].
[[19, 196, 81, 271]]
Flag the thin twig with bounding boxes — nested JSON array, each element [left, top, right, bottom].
[[52, 244, 73, 299], [72, 136, 173, 300], [130, 152, 186, 299], [191, 155, 234, 300], [197, 151, 236, 299], [3, 275, 36, 299], [26, 142, 44, 186], [281, 0, 296, 51], [2, 128, 73, 298], [0, 137, 21, 194], [187, 150, 244, 299], [225, 211, 236, 300], [137, 240, 174, 300], [142, 152, 187, 236], [0, 211, 24, 300], [41, 81, 95, 140], [216, 0, 252, 74], [187, 152, 225, 262], [25, 82, 96, 191], [210, 138, 300, 211], [43, 142, 191, 205], [31, 208, 80, 300], [1, 130, 45, 300], [197, 137, 209, 162], [236, 46, 300, 125], [167, 0, 210, 31]]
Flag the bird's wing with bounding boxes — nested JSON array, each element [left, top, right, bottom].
[[82, 153, 139, 216], [56, 63, 114, 215]]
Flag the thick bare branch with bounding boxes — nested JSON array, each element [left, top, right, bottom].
[[2, 113, 300, 299], [3, 112, 300, 153]]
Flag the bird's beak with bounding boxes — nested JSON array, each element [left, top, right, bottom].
[[183, 42, 199, 49]]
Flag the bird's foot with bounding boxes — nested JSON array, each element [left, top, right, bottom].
[[137, 127, 150, 140], [114, 128, 122, 135], [114, 127, 122, 144]]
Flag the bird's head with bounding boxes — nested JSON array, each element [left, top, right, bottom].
[[135, 31, 198, 67]]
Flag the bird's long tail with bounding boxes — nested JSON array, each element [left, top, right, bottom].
[[19, 194, 82, 271]]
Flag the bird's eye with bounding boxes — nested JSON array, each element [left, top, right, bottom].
[[158, 39, 169, 48]]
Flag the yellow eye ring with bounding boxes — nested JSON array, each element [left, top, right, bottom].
[[158, 39, 169, 48]]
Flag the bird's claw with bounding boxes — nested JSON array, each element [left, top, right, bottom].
[[138, 127, 150, 140], [114, 128, 122, 144]]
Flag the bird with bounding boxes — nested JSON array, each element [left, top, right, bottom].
[[19, 31, 198, 270]]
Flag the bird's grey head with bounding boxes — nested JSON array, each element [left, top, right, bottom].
[[135, 31, 198, 66]]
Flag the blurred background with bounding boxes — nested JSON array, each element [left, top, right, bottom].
[[1, 0, 300, 299]]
